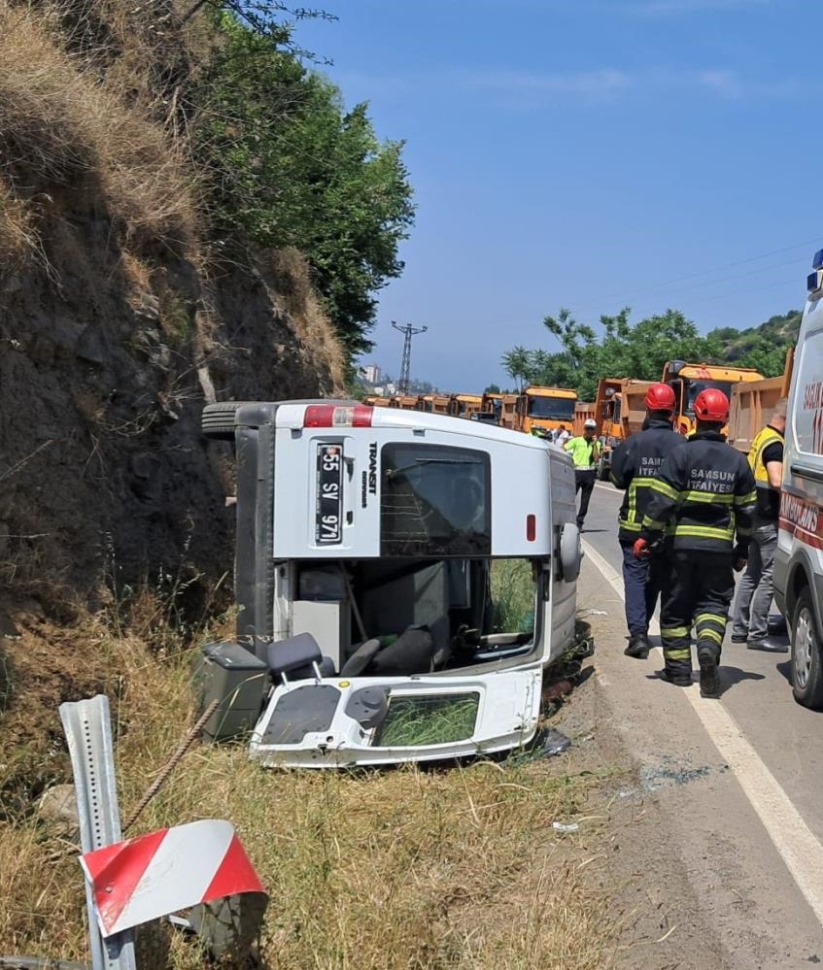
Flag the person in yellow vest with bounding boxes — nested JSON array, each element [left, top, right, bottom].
[[564, 419, 601, 530], [730, 398, 788, 652]]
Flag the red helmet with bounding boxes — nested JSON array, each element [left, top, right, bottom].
[[645, 383, 676, 412], [693, 387, 729, 423]]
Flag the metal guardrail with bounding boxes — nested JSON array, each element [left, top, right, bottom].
[[59, 696, 137, 970]]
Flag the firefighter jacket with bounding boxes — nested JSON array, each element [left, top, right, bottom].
[[747, 424, 784, 522], [610, 417, 685, 543], [640, 430, 757, 556]]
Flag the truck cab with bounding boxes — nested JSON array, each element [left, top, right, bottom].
[[416, 393, 450, 414], [199, 401, 586, 766], [774, 253, 823, 708], [515, 386, 577, 436], [447, 393, 484, 419], [482, 392, 518, 429], [593, 379, 653, 480], [661, 361, 764, 437]]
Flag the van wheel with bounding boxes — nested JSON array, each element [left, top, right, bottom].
[[791, 588, 823, 709], [202, 402, 253, 440]]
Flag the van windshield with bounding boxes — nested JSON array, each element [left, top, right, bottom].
[[527, 396, 575, 420], [380, 443, 491, 557]]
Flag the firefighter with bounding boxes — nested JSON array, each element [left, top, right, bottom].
[[730, 397, 788, 652], [634, 388, 756, 698], [564, 418, 601, 530], [610, 383, 685, 659]]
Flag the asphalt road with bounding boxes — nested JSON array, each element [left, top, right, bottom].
[[577, 479, 823, 968]]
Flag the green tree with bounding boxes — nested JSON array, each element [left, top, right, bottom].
[[506, 306, 726, 401], [501, 346, 532, 391], [706, 310, 800, 377], [193, 12, 415, 356]]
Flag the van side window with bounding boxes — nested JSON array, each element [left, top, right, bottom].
[[380, 443, 491, 557]]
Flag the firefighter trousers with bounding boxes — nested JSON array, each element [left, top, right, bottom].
[[659, 550, 735, 680], [620, 541, 666, 637]]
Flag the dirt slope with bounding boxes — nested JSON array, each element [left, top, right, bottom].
[[0, 0, 346, 808]]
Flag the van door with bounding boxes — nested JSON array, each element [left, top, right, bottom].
[[249, 668, 543, 768]]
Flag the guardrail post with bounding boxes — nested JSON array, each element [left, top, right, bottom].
[[59, 695, 137, 970]]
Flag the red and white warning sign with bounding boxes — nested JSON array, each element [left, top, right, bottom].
[[79, 819, 265, 937]]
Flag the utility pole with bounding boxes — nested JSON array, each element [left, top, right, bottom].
[[392, 321, 427, 395]]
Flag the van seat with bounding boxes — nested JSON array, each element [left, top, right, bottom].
[[267, 632, 335, 681]]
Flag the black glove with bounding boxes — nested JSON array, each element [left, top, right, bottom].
[[733, 544, 749, 572]]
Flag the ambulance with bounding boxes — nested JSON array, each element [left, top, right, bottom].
[[774, 253, 823, 708], [198, 400, 587, 766]]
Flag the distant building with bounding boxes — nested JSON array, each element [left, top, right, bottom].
[[361, 364, 381, 385]]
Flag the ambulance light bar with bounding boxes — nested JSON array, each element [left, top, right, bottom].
[[812, 249, 823, 270], [304, 405, 373, 428]]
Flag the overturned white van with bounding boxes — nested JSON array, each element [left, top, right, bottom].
[[196, 400, 588, 766]]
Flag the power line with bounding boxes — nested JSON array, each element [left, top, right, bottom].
[[572, 236, 818, 317]]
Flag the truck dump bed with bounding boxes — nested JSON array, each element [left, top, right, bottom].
[[727, 351, 794, 454]]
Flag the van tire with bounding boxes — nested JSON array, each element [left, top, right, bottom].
[[202, 402, 253, 440], [791, 588, 823, 710]]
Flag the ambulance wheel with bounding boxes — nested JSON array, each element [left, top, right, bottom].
[[202, 402, 253, 440], [791, 587, 823, 710]]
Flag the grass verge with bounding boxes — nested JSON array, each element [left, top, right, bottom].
[[0, 603, 621, 968]]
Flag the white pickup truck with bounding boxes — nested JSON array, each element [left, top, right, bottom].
[[196, 400, 588, 766]]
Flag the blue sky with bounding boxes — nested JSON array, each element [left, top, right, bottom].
[[294, 0, 816, 391]]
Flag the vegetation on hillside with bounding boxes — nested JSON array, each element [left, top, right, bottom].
[[0, 0, 414, 365], [503, 306, 800, 401], [193, 7, 414, 356]]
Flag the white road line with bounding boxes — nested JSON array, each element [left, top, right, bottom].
[[583, 537, 823, 927]]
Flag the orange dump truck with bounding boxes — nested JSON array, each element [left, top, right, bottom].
[[727, 350, 794, 454], [593, 378, 654, 479], [514, 386, 577, 436], [417, 393, 451, 414], [482, 392, 518, 428], [388, 395, 420, 410], [660, 361, 765, 437], [448, 393, 484, 419]]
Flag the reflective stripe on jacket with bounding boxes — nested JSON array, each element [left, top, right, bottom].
[[641, 430, 757, 554], [609, 417, 685, 543]]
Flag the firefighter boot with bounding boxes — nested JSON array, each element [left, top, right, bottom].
[[697, 641, 721, 699], [624, 633, 651, 659]]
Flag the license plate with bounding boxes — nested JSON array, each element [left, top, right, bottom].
[[316, 444, 343, 544]]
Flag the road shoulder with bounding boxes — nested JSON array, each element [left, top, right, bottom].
[[575, 551, 823, 970]]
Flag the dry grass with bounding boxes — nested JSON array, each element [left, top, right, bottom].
[[0, 604, 622, 969], [0, 1, 197, 258], [269, 247, 348, 393], [0, 178, 44, 269]]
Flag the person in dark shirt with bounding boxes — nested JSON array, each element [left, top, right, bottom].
[[610, 383, 685, 659], [730, 398, 788, 652]]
